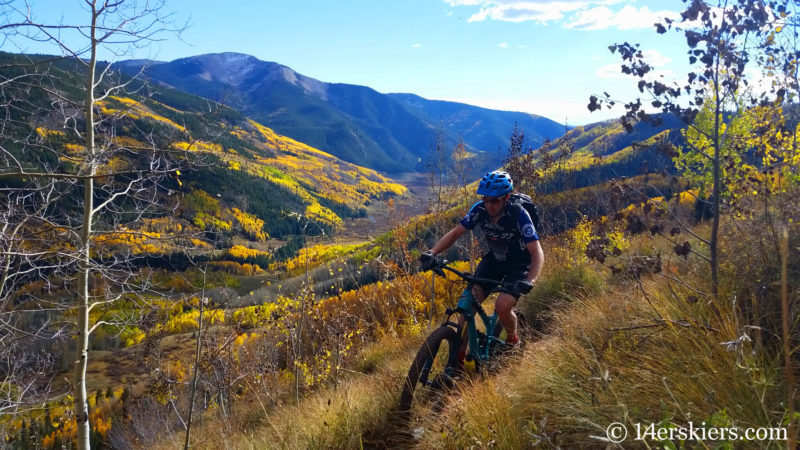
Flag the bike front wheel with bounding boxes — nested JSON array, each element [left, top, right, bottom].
[[399, 325, 460, 413]]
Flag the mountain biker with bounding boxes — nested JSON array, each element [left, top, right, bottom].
[[420, 170, 544, 361]]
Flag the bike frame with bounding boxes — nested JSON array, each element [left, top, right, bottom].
[[435, 263, 511, 364], [454, 288, 504, 363], [406, 261, 518, 399]]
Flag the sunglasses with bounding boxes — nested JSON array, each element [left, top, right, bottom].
[[482, 196, 506, 205]]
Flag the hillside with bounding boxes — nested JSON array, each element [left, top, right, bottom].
[[5, 0, 800, 448], [3, 44, 798, 450], [389, 92, 567, 158], [0, 51, 409, 265], [121, 53, 567, 173], [132, 209, 799, 449], [523, 113, 683, 194]]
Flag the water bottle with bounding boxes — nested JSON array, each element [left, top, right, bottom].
[[464, 354, 476, 372]]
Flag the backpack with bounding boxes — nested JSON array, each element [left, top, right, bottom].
[[509, 193, 544, 237]]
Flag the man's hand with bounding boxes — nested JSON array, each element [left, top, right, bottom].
[[419, 250, 436, 271], [513, 280, 534, 296]]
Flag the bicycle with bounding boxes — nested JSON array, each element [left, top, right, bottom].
[[399, 258, 529, 414]]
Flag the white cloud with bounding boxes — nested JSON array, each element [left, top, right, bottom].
[[498, 42, 509, 48], [564, 5, 613, 29], [595, 63, 623, 79], [565, 5, 680, 30], [467, 1, 585, 23], [444, 0, 484, 5], [412, 43, 422, 48], [444, 0, 679, 30], [444, 0, 624, 23], [641, 49, 671, 68], [594, 51, 675, 81]]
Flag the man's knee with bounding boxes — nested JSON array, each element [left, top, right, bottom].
[[495, 294, 516, 316], [471, 285, 486, 301]]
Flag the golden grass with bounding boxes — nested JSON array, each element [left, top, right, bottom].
[[415, 272, 785, 449], [155, 333, 427, 450]]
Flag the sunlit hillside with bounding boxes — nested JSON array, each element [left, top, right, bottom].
[[4, 51, 409, 268], [99, 95, 407, 231], [133, 186, 799, 449], [521, 114, 683, 196], [0, 52, 418, 448], [3, 0, 800, 445]]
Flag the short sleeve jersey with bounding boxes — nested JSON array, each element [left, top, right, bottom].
[[459, 200, 539, 262]]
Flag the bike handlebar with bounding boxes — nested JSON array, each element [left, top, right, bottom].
[[429, 259, 515, 293]]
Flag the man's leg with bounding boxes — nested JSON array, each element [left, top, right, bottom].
[[494, 292, 518, 341], [496, 260, 529, 344]]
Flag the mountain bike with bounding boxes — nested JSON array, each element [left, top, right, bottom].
[[399, 259, 529, 414]]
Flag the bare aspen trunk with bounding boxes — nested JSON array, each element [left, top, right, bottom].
[[710, 79, 721, 303], [74, 177, 93, 450], [74, 4, 99, 447], [185, 269, 207, 450], [1, 1, 185, 444]]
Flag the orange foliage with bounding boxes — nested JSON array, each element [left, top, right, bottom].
[[35, 127, 65, 138], [231, 208, 268, 241], [228, 245, 267, 260], [226, 119, 408, 228], [63, 143, 84, 154], [280, 243, 366, 274], [96, 96, 187, 132], [207, 260, 263, 275], [39, 389, 125, 448], [154, 307, 225, 334], [112, 135, 148, 148], [92, 228, 172, 256], [171, 140, 223, 152]]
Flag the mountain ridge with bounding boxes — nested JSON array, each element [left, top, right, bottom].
[[122, 52, 567, 173]]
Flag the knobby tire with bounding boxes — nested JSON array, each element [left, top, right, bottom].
[[399, 326, 460, 413]]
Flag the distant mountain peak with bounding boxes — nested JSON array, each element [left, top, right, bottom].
[[169, 52, 328, 99], [173, 52, 264, 86]]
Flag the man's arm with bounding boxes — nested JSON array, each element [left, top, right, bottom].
[[429, 224, 467, 255], [525, 240, 544, 283]]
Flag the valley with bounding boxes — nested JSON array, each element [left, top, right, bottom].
[[2, 1, 800, 446], [335, 172, 433, 244]]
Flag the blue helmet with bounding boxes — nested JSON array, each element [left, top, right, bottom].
[[477, 170, 513, 196]]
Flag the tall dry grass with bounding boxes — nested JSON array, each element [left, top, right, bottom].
[[416, 265, 786, 448], [152, 333, 424, 449], [147, 214, 795, 449]]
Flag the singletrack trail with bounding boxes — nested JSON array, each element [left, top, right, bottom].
[[362, 344, 531, 449]]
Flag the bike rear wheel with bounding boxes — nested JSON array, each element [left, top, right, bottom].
[[399, 326, 460, 413]]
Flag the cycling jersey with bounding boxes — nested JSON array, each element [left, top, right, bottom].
[[459, 199, 539, 262]]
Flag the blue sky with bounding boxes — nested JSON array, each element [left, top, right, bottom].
[[4, 0, 689, 125]]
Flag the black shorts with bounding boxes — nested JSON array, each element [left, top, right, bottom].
[[471, 252, 530, 299]]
